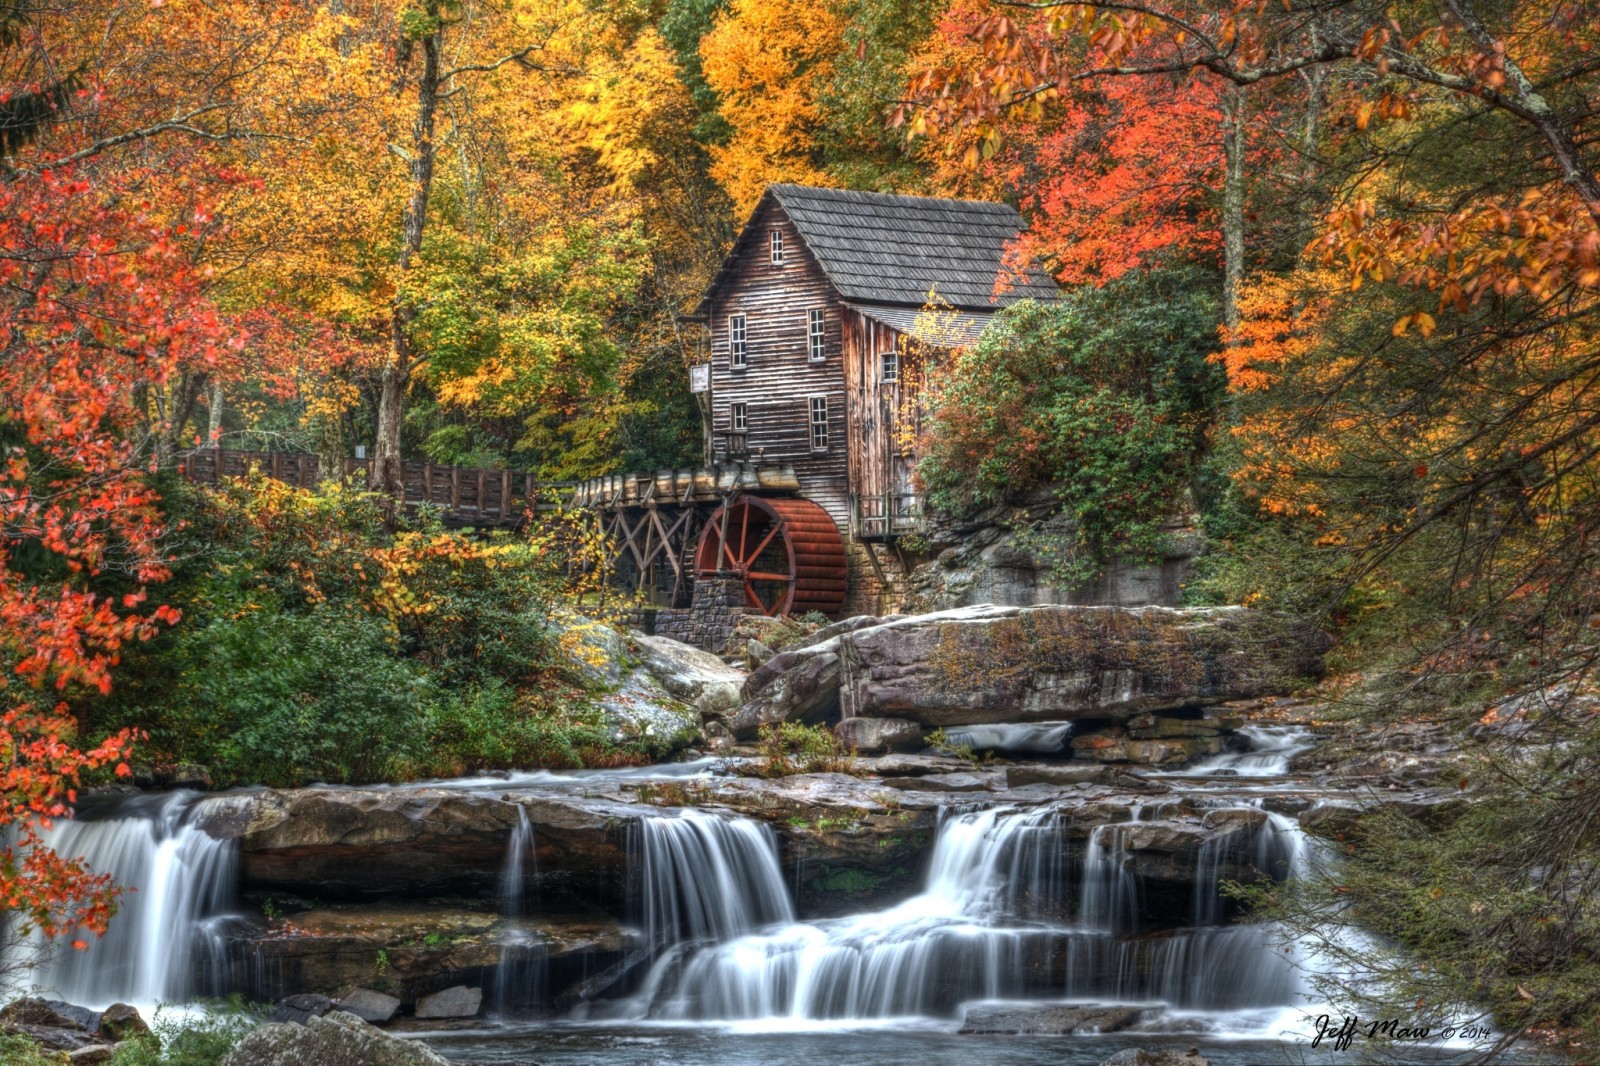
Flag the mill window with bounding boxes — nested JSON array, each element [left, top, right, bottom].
[[770, 229, 785, 265], [810, 395, 830, 451], [731, 402, 748, 432], [808, 309, 826, 362], [729, 313, 747, 369], [880, 349, 899, 383]]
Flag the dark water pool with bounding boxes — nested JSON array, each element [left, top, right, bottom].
[[415, 1022, 1540, 1066]]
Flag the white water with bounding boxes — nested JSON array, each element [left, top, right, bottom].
[[4, 792, 238, 1008], [1168, 725, 1318, 777], [610, 806, 1311, 1026], [941, 723, 1073, 755], [636, 809, 795, 948], [494, 806, 544, 1011]]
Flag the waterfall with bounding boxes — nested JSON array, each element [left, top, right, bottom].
[[493, 806, 545, 1012], [636, 809, 794, 948], [941, 723, 1073, 756], [613, 805, 1325, 1027], [1170, 725, 1317, 777], [5, 792, 238, 1008], [1079, 823, 1140, 934]]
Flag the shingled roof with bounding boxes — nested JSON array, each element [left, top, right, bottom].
[[697, 184, 1059, 313]]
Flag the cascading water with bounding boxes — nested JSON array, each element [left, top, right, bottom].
[[635, 808, 795, 948], [941, 723, 1073, 756], [493, 805, 545, 1012], [4, 792, 238, 1008], [614, 805, 1311, 1025], [1170, 725, 1318, 777]]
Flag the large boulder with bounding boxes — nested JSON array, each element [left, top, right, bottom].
[[413, 985, 481, 1019], [727, 650, 841, 738], [95, 1003, 149, 1043], [0, 997, 104, 1052], [597, 668, 701, 755], [336, 990, 400, 1025], [905, 485, 1203, 611], [833, 717, 923, 754], [222, 1010, 449, 1066], [1099, 1049, 1212, 1066], [631, 633, 745, 721], [733, 604, 1326, 734]]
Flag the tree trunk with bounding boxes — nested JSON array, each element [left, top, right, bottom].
[[207, 379, 224, 443], [157, 371, 206, 467], [371, 16, 441, 497], [1221, 87, 1247, 334]]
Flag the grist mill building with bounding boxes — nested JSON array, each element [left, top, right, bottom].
[[572, 184, 1057, 639]]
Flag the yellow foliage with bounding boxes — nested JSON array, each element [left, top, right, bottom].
[[700, 0, 846, 215]]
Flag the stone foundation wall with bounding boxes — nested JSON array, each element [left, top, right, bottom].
[[649, 576, 742, 653]]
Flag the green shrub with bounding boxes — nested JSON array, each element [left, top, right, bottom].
[[412, 679, 645, 776], [112, 602, 428, 787], [755, 721, 849, 777], [0, 1032, 64, 1065], [377, 531, 569, 687], [919, 267, 1223, 582], [110, 1003, 260, 1066]]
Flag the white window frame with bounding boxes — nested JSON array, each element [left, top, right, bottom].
[[728, 313, 747, 369], [808, 308, 826, 362], [731, 401, 748, 432], [809, 395, 830, 451], [880, 349, 899, 384], [770, 229, 785, 266]]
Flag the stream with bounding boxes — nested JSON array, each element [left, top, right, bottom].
[[1, 728, 1537, 1064]]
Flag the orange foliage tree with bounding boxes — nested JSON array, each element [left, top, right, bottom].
[[0, 0, 248, 948]]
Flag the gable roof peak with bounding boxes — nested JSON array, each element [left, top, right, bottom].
[[698, 183, 1059, 313]]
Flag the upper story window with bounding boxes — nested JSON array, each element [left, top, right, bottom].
[[809, 395, 830, 451], [808, 309, 826, 362], [729, 313, 747, 369], [770, 229, 785, 265], [731, 402, 748, 432], [880, 349, 899, 383]]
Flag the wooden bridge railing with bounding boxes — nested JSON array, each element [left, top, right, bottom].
[[177, 447, 574, 527]]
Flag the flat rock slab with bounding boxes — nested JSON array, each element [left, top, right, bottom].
[[414, 985, 482, 1020], [960, 1003, 1146, 1034], [833, 717, 924, 754], [1006, 763, 1114, 788], [878, 771, 1002, 793], [337, 989, 401, 1025]]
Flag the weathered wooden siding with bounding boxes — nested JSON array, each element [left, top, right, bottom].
[[841, 310, 900, 535], [707, 200, 851, 533]]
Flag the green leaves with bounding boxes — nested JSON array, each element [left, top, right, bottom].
[[920, 266, 1224, 581]]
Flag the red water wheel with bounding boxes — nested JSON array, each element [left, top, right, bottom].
[[693, 495, 847, 618]]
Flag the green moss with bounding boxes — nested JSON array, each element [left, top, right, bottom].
[[815, 865, 901, 896]]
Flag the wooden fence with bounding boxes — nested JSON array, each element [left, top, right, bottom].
[[176, 448, 573, 527]]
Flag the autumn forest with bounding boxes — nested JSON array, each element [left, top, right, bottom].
[[3, 0, 1600, 1062]]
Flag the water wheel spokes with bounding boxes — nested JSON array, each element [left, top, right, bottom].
[[694, 495, 847, 618]]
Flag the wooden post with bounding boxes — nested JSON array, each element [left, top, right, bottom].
[[500, 470, 511, 522], [423, 463, 434, 504], [450, 466, 460, 513]]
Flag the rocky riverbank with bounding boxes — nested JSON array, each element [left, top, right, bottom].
[[17, 602, 1488, 1056]]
